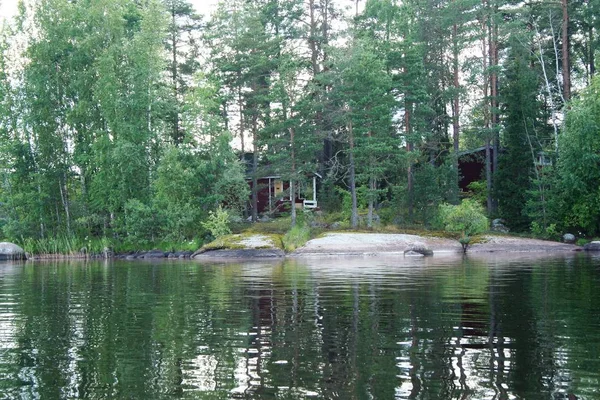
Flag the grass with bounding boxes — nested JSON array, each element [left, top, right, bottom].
[[282, 224, 311, 252], [21, 236, 112, 258], [20, 235, 204, 258]]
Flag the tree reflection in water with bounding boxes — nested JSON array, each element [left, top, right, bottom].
[[0, 254, 597, 399]]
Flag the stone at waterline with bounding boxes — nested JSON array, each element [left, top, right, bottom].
[[141, 250, 167, 259], [404, 241, 433, 256], [491, 218, 509, 233], [584, 241, 600, 251], [563, 233, 576, 244], [330, 222, 342, 230], [404, 250, 425, 257], [193, 249, 285, 259], [0, 242, 27, 260]]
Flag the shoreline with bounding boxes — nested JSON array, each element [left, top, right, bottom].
[[14, 233, 588, 261], [192, 233, 584, 260]]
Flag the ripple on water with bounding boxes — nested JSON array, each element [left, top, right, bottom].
[[0, 255, 598, 399]]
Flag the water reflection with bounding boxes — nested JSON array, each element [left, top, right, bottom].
[[0, 254, 598, 399]]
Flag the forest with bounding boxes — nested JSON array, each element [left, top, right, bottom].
[[0, 0, 599, 251]]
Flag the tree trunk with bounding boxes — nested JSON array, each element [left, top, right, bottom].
[[561, 0, 570, 101], [485, 139, 493, 214], [348, 119, 358, 229], [367, 129, 374, 228], [59, 173, 71, 235], [490, 10, 499, 212], [406, 104, 414, 220], [238, 78, 245, 156], [290, 127, 297, 227], [251, 114, 258, 223], [452, 23, 460, 153], [367, 178, 375, 228], [452, 21, 461, 203], [171, 4, 180, 145], [482, 2, 493, 214], [589, 25, 595, 82]]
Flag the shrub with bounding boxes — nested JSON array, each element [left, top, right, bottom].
[[201, 206, 231, 239], [282, 224, 311, 252], [122, 199, 162, 246], [439, 199, 488, 252], [576, 238, 590, 247]]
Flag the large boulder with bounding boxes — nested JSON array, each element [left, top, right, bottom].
[[0, 242, 27, 260], [491, 219, 509, 233], [584, 241, 600, 251], [404, 241, 433, 256], [563, 233, 576, 244], [141, 249, 167, 259]]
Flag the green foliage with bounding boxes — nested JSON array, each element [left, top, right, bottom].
[[495, 34, 548, 232], [0, 0, 597, 249], [530, 221, 558, 240], [576, 238, 590, 247], [122, 199, 162, 246], [201, 206, 231, 239], [465, 180, 488, 208], [439, 199, 488, 252], [555, 75, 600, 235], [21, 236, 112, 257], [214, 162, 250, 215], [282, 224, 311, 252]]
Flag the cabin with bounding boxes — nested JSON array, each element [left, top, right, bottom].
[[247, 173, 322, 215], [457, 146, 498, 192]]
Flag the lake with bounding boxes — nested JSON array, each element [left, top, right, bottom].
[[0, 254, 599, 399]]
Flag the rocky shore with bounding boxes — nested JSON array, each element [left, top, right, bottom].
[[3, 234, 591, 262], [193, 232, 584, 260]]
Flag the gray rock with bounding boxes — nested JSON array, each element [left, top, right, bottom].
[[372, 213, 381, 224], [330, 222, 342, 230], [491, 218, 509, 233], [102, 247, 113, 258], [563, 233, 576, 244], [0, 242, 26, 260], [404, 241, 433, 256], [584, 241, 600, 251], [180, 251, 193, 258], [142, 250, 167, 259], [310, 221, 327, 228], [193, 249, 285, 259], [403, 250, 425, 257]]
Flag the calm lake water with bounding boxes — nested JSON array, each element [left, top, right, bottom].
[[0, 254, 599, 399]]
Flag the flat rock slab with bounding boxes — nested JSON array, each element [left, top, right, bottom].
[[0, 242, 27, 260], [293, 233, 458, 255], [236, 235, 278, 249], [292, 233, 581, 256], [193, 249, 285, 259], [472, 236, 581, 253]]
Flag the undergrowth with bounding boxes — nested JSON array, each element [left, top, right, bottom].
[[282, 224, 311, 252]]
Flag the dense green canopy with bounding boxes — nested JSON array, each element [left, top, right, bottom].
[[0, 0, 598, 247]]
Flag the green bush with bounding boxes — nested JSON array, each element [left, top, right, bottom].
[[214, 162, 250, 215], [201, 206, 231, 239], [576, 238, 590, 247], [282, 224, 311, 252], [439, 199, 488, 252], [465, 180, 488, 207], [122, 199, 162, 246]]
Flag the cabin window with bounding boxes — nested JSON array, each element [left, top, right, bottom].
[[274, 180, 283, 196]]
